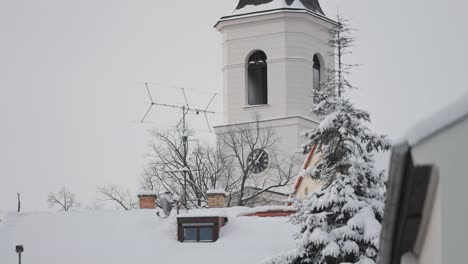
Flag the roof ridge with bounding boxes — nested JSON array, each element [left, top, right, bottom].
[[406, 91, 468, 146], [234, 0, 325, 16]]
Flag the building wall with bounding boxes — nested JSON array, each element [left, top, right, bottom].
[[410, 117, 468, 264], [294, 151, 322, 200], [215, 11, 334, 157], [214, 116, 317, 166], [417, 186, 441, 264], [214, 118, 303, 204], [295, 176, 322, 199], [216, 12, 334, 125], [214, 11, 334, 205]]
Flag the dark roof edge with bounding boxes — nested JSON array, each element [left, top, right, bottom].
[[214, 8, 337, 28], [377, 142, 411, 264]]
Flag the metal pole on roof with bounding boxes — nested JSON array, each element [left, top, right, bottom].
[[182, 106, 188, 208], [15, 245, 23, 264], [17, 193, 21, 212]]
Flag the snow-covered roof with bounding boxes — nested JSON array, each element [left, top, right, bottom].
[[137, 190, 158, 196], [405, 92, 468, 146], [0, 208, 296, 264], [177, 206, 296, 218], [233, 0, 325, 16], [206, 189, 227, 195]]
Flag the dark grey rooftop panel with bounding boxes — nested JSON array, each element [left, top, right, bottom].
[[235, 0, 325, 16]]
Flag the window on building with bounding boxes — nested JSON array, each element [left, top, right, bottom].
[[199, 227, 213, 241], [182, 223, 215, 242], [183, 226, 198, 242], [178, 216, 226, 243], [313, 54, 321, 103], [305, 187, 309, 196], [247, 50, 268, 105]]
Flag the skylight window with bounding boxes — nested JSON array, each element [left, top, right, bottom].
[[182, 223, 215, 242], [177, 217, 226, 243]]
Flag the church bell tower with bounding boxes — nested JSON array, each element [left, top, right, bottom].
[[214, 0, 336, 156]]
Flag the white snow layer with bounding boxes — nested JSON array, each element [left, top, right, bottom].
[[0, 209, 297, 264], [348, 207, 381, 243], [405, 91, 468, 146], [137, 190, 158, 196], [206, 189, 227, 195], [177, 206, 296, 218], [233, 0, 306, 16]]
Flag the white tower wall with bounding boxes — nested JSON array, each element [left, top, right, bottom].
[[215, 11, 335, 155]]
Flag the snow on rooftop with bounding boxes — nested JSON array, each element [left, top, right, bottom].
[[0, 208, 297, 264], [137, 190, 158, 196], [206, 189, 227, 195], [177, 206, 296, 218], [232, 0, 307, 16], [405, 92, 468, 146]]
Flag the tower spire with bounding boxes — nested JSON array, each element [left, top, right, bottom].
[[235, 0, 325, 16]]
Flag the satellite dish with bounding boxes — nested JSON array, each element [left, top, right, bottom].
[[160, 192, 181, 217], [156, 192, 181, 218], [161, 196, 173, 217]]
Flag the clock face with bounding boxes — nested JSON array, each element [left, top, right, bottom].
[[247, 149, 269, 174]]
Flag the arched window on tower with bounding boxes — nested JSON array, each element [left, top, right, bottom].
[[313, 54, 321, 103], [247, 51, 268, 105]]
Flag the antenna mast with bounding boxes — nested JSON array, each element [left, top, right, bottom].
[[140, 82, 217, 208]]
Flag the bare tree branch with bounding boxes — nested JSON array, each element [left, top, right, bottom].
[[47, 187, 81, 211], [218, 115, 298, 206], [141, 127, 233, 208], [97, 185, 136, 210]]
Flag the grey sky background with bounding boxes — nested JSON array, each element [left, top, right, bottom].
[[1, 0, 467, 212]]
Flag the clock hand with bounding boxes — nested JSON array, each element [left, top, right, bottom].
[[255, 151, 264, 164], [251, 152, 258, 165]]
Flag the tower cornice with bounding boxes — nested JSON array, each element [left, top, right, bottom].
[[213, 115, 319, 131], [215, 8, 337, 31]]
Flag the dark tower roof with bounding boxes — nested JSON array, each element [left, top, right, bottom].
[[235, 0, 325, 16]]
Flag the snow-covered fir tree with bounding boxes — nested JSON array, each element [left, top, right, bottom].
[[266, 16, 391, 264]]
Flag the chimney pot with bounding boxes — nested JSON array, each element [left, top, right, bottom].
[[138, 191, 157, 209], [207, 189, 226, 208]]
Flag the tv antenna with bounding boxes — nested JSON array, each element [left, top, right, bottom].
[[141, 82, 217, 208], [140, 82, 217, 133]]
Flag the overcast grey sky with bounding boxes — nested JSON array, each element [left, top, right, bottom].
[[1, 0, 467, 212]]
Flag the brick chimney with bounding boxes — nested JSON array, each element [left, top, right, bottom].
[[138, 191, 157, 209], [207, 190, 226, 208]]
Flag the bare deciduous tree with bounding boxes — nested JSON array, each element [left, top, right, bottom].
[[97, 185, 136, 210], [47, 187, 81, 211], [218, 116, 299, 206], [141, 128, 235, 208], [143, 116, 299, 208]]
